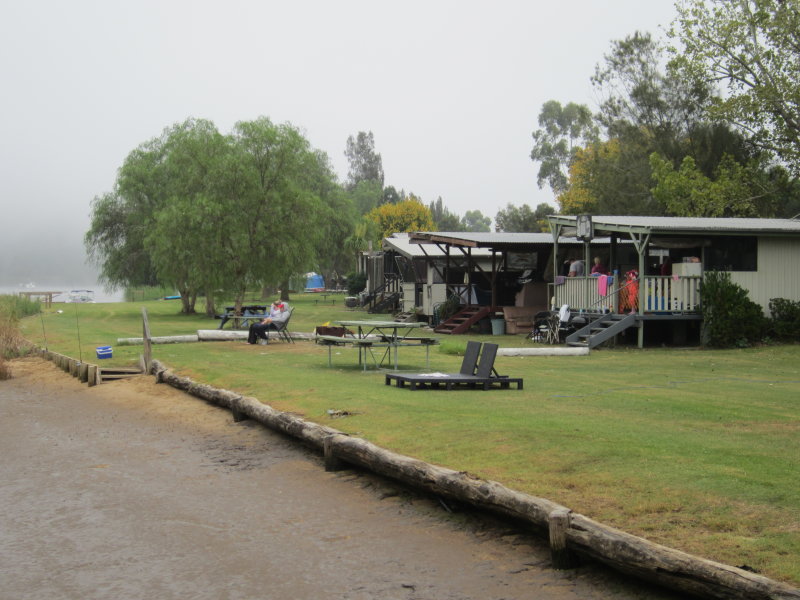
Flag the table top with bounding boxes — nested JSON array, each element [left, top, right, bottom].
[[335, 320, 426, 328]]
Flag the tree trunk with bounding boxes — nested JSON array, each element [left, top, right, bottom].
[[280, 279, 290, 302], [204, 289, 216, 317], [179, 288, 193, 314], [234, 288, 246, 313]]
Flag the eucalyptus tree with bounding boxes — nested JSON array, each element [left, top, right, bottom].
[[344, 130, 384, 189], [530, 100, 598, 195], [670, 0, 800, 173], [494, 203, 552, 233], [461, 210, 491, 232]]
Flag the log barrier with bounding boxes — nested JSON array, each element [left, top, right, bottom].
[[34, 348, 800, 599]]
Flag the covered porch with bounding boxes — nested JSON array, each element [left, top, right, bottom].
[[548, 215, 712, 348]]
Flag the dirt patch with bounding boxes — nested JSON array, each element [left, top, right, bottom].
[[1, 357, 680, 599]]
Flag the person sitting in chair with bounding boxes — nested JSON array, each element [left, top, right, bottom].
[[247, 300, 289, 344]]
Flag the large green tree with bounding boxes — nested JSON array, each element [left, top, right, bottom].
[[429, 197, 462, 231], [144, 118, 228, 314], [670, 0, 800, 173], [461, 210, 491, 232], [494, 203, 552, 232], [87, 116, 344, 313], [530, 100, 597, 195]]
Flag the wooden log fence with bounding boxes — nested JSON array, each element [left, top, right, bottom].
[[31, 347, 800, 600]]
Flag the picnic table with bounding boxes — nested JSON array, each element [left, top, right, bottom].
[[316, 320, 438, 371], [216, 305, 269, 329]]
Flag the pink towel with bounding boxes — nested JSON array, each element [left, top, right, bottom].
[[598, 275, 609, 296], [672, 274, 679, 281]]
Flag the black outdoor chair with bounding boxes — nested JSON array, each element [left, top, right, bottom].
[[384, 341, 523, 390], [529, 311, 556, 343]]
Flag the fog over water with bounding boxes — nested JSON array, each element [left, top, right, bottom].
[[0, 1, 678, 290]]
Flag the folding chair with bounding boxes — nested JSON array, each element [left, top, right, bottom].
[[529, 311, 554, 343], [273, 308, 294, 343]]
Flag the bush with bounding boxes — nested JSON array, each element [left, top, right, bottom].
[[0, 295, 37, 366], [346, 272, 367, 296], [699, 272, 766, 347], [0, 294, 41, 320], [769, 298, 800, 340]]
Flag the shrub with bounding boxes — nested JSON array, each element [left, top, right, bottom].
[[346, 272, 367, 296], [0, 295, 36, 366], [0, 294, 41, 320], [769, 298, 800, 340], [699, 272, 766, 347]]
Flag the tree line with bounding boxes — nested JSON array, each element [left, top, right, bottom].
[[528, 0, 800, 220]]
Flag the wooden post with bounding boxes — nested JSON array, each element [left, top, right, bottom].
[[324, 435, 345, 472], [549, 508, 579, 569], [88, 365, 98, 387], [231, 397, 248, 423], [79, 363, 89, 383], [142, 307, 152, 374]]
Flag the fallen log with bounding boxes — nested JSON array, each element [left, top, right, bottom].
[[196, 330, 248, 341], [498, 347, 589, 357], [117, 335, 199, 346]]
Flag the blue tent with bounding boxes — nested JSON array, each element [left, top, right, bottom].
[[305, 272, 325, 292]]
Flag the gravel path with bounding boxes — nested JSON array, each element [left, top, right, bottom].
[[0, 357, 679, 600]]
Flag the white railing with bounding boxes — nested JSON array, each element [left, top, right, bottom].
[[552, 276, 701, 313]]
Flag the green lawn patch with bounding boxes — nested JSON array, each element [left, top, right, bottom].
[[19, 295, 800, 585]]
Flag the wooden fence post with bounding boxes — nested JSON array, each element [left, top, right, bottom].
[[324, 435, 345, 472], [142, 307, 152, 374], [231, 396, 248, 423], [79, 362, 89, 383], [549, 508, 579, 569]]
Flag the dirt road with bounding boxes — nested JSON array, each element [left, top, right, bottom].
[[0, 357, 678, 600]]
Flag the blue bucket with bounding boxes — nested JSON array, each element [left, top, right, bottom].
[[96, 345, 113, 359]]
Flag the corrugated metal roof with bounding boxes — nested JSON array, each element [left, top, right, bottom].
[[407, 231, 590, 247], [382, 233, 495, 257], [550, 216, 800, 234]]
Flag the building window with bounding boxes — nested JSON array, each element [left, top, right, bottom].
[[705, 236, 757, 271]]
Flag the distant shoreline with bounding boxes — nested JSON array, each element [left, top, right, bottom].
[[0, 285, 124, 303]]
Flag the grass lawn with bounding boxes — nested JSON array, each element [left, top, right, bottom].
[[19, 294, 800, 585]]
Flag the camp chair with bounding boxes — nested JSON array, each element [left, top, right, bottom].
[[529, 311, 555, 343], [271, 308, 294, 343]]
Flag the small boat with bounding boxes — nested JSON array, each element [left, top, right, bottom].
[[65, 289, 95, 303]]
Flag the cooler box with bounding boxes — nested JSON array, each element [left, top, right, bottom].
[[96, 345, 113, 359]]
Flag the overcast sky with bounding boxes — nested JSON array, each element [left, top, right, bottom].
[[0, 0, 678, 286]]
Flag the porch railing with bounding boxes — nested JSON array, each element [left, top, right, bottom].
[[552, 275, 701, 313]]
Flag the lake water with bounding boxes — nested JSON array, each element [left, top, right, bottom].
[[0, 284, 125, 303]]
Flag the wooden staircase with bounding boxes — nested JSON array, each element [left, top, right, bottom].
[[434, 305, 492, 335], [566, 313, 639, 348], [368, 291, 400, 314]]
